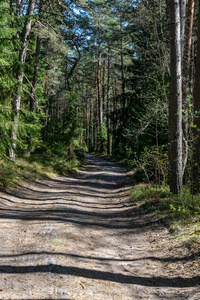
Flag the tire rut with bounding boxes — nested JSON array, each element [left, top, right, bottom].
[[0, 154, 199, 299]]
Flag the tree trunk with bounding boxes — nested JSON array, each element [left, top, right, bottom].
[[97, 32, 102, 129], [42, 41, 50, 141], [67, 38, 81, 91], [182, 0, 195, 175], [112, 67, 118, 153], [120, 20, 125, 122], [94, 97, 98, 151], [107, 46, 111, 155], [168, 0, 183, 194], [9, 0, 36, 160], [192, 1, 200, 194], [30, 35, 41, 111], [86, 87, 89, 148], [89, 90, 92, 150], [30, 0, 43, 113], [102, 59, 106, 121], [179, 0, 186, 61], [28, 0, 43, 151]]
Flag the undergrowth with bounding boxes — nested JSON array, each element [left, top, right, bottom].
[[0, 147, 84, 190], [131, 183, 200, 254]]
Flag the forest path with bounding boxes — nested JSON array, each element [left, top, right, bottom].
[[0, 153, 199, 299]]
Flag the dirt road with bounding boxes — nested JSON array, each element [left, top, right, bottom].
[[0, 154, 199, 299]]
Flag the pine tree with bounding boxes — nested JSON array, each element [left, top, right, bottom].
[[168, 0, 182, 194], [9, 0, 36, 160]]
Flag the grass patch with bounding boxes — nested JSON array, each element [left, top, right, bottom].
[[131, 183, 200, 253], [0, 148, 84, 190], [50, 240, 63, 251]]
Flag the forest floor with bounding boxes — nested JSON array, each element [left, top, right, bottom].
[[0, 153, 199, 300]]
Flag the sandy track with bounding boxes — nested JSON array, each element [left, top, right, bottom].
[[0, 154, 199, 299]]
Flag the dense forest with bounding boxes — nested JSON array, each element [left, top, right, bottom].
[[0, 0, 200, 200]]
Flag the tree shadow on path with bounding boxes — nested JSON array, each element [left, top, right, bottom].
[[0, 264, 199, 288]]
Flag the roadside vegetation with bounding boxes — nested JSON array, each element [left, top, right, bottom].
[[131, 182, 200, 258], [0, 148, 84, 190]]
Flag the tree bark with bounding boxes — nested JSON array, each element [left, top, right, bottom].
[[27, 0, 43, 151], [89, 89, 92, 150], [192, 1, 200, 194], [30, 0, 43, 113], [112, 67, 118, 152], [97, 30, 102, 129], [67, 38, 81, 89], [168, 0, 183, 194], [102, 59, 106, 122], [179, 0, 186, 61], [86, 87, 89, 148], [182, 0, 195, 175], [42, 42, 50, 141], [107, 46, 111, 155], [120, 20, 125, 122]]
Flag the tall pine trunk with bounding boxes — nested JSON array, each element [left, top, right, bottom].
[[30, 0, 43, 114], [89, 90, 93, 150], [182, 0, 195, 175], [97, 29, 102, 129], [107, 46, 111, 155], [179, 0, 186, 60], [102, 59, 106, 121], [168, 0, 183, 194], [192, 1, 200, 194], [28, 0, 43, 151], [86, 87, 89, 148], [112, 67, 118, 153], [120, 20, 125, 124]]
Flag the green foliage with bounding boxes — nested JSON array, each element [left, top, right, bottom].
[[130, 146, 168, 185], [130, 183, 170, 204], [30, 144, 84, 175], [131, 183, 200, 251], [110, 0, 169, 159], [0, 1, 19, 155], [97, 123, 107, 154], [0, 147, 84, 190], [0, 0, 47, 157], [44, 89, 86, 158]]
